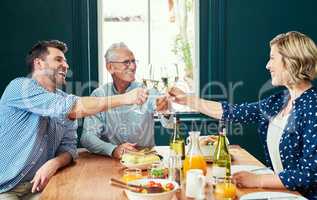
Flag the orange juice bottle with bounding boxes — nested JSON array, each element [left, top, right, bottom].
[[183, 155, 207, 176], [183, 131, 207, 176]]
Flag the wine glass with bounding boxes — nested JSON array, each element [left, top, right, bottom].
[[160, 64, 179, 115], [133, 64, 159, 114]]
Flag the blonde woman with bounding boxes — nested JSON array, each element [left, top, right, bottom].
[[169, 31, 317, 199]]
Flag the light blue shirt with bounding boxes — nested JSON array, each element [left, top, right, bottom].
[[0, 77, 78, 193], [81, 82, 163, 156]]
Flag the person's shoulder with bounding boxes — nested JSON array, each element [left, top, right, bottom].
[[4, 77, 39, 92], [260, 89, 286, 105], [55, 88, 74, 97], [295, 87, 317, 105], [8, 77, 33, 86], [296, 87, 317, 111], [303, 86, 317, 100], [91, 83, 113, 96], [131, 81, 142, 88]]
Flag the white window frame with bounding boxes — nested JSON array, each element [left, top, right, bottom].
[[97, 0, 200, 96]]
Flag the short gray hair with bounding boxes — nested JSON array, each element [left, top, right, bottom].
[[104, 42, 129, 63]]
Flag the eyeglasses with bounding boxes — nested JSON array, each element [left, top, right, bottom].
[[109, 59, 138, 66]]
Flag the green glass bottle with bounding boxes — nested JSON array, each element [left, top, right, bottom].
[[169, 116, 185, 160], [212, 121, 231, 180]]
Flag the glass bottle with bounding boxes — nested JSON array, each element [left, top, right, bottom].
[[212, 121, 231, 180], [169, 115, 185, 160], [168, 150, 182, 185], [183, 131, 207, 176]]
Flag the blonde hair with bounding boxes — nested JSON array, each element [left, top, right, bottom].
[[270, 31, 317, 85]]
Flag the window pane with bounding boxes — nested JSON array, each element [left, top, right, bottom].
[[101, 0, 198, 111]]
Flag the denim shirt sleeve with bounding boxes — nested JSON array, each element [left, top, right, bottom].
[[278, 112, 317, 191], [2, 78, 78, 119], [55, 119, 78, 160]]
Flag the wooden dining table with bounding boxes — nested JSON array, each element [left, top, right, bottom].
[[40, 146, 302, 200]]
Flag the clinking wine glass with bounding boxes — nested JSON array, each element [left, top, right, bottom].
[[134, 64, 159, 114]]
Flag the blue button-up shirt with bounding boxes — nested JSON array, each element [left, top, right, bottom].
[[0, 77, 78, 193], [81, 82, 160, 156], [221, 87, 317, 199]]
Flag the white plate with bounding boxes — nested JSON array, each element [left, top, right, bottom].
[[231, 165, 274, 175], [240, 191, 307, 200]]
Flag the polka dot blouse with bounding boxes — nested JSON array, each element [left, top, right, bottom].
[[221, 87, 317, 199]]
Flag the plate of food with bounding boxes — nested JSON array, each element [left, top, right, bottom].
[[120, 148, 161, 170], [124, 178, 179, 200]]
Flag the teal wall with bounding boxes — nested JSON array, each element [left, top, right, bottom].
[[0, 0, 98, 96], [1, 0, 317, 162], [199, 0, 317, 161]]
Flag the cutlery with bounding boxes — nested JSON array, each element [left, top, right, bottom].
[[110, 178, 163, 193], [110, 178, 141, 188], [110, 182, 142, 192]]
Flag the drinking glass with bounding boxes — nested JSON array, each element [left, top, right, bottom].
[[122, 168, 143, 183], [133, 64, 158, 114], [148, 162, 167, 179], [213, 177, 237, 200]]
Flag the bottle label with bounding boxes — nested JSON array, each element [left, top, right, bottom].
[[211, 166, 226, 179], [170, 141, 185, 158]]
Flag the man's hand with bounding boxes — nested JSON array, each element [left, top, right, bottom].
[[168, 87, 188, 105], [31, 159, 59, 193], [112, 143, 138, 159], [124, 88, 148, 105], [232, 171, 262, 188], [156, 96, 169, 112]]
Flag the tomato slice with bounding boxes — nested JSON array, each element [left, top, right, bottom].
[[146, 181, 156, 187], [166, 183, 174, 190]]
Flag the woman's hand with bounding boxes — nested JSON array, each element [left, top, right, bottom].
[[232, 171, 262, 188], [168, 87, 188, 105]]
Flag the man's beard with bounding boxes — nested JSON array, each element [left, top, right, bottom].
[[44, 68, 66, 87]]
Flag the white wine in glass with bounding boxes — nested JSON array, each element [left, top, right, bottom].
[[142, 78, 159, 90]]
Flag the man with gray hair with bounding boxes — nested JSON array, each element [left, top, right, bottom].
[[81, 42, 169, 158]]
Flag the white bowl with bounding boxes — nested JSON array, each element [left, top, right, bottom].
[[125, 178, 179, 200]]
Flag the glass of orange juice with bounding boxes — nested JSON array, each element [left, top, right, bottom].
[[122, 168, 143, 183], [214, 177, 237, 200]]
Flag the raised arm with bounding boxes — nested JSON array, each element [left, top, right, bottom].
[[169, 87, 265, 124], [168, 87, 223, 119], [3, 78, 148, 120], [68, 88, 147, 119]]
